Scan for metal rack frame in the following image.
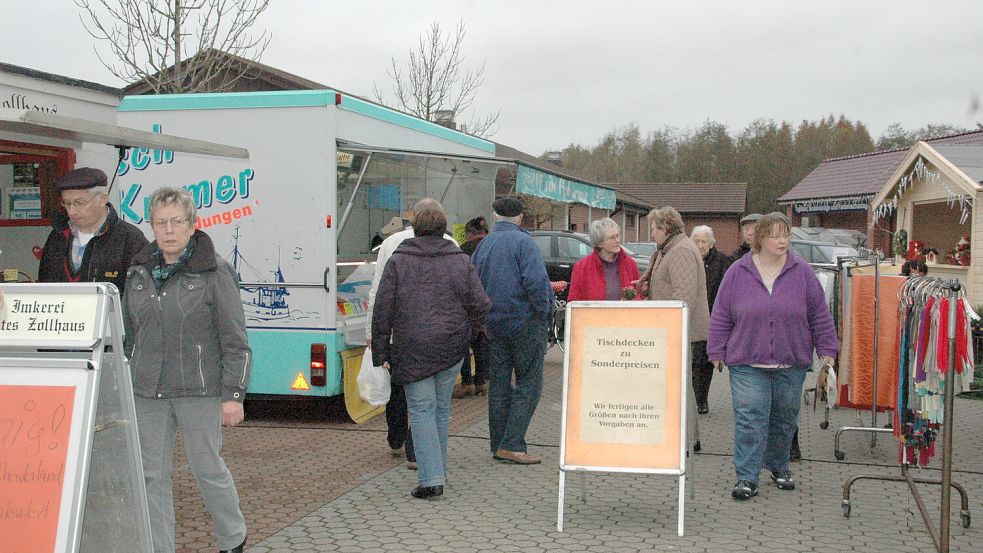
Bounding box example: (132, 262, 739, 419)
(832, 250, 894, 459)
(840, 279, 970, 552)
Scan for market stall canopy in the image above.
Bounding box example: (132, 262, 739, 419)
(0, 108, 248, 158)
(338, 142, 616, 209)
(515, 162, 615, 210)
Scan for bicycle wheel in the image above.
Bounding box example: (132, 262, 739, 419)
(552, 301, 566, 352)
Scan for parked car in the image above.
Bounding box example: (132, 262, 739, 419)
(624, 241, 657, 260)
(790, 239, 858, 265)
(529, 230, 649, 299)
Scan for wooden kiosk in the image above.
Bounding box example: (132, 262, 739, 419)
(871, 142, 983, 304)
(0, 283, 152, 553)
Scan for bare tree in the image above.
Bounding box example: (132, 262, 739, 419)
(521, 195, 556, 229)
(374, 20, 500, 138)
(76, 0, 271, 93)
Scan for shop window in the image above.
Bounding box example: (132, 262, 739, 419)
(910, 201, 972, 265)
(0, 140, 74, 227)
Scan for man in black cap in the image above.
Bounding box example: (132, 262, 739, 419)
(470, 196, 554, 465)
(38, 167, 148, 294)
(731, 212, 762, 259)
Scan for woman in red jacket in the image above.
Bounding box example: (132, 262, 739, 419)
(568, 218, 640, 301)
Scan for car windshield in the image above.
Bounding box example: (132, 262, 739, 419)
(626, 243, 657, 257)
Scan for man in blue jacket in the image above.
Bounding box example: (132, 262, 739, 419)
(471, 197, 554, 464)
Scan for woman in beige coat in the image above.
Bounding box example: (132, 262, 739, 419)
(634, 206, 710, 451)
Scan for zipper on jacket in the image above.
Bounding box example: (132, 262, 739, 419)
(197, 345, 206, 389)
(239, 352, 250, 387)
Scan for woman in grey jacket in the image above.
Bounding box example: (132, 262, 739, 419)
(123, 187, 250, 553)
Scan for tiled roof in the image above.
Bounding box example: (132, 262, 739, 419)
(603, 183, 747, 214)
(0, 61, 122, 96)
(779, 130, 983, 203)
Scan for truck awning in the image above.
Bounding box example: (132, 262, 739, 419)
(338, 142, 617, 209)
(0, 108, 248, 158)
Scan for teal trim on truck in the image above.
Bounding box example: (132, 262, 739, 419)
(245, 329, 345, 397)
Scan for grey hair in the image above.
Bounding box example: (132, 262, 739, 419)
(589, 218, 620, 247)
(690, 225, 715, 244)
(493, 212, 523, 224)
(148, 186, 198, 224)
(87, 185, 109, 198)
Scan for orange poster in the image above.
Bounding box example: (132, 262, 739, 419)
(0, 385, 77, 553)
(563, 304, 685, 471)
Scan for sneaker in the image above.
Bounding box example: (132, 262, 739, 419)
(731, 479, 758, 500)
(407, 461, 418, 470)
(771, 469, 795, 490)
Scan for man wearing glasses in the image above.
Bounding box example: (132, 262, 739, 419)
(38, 167, 148, 294)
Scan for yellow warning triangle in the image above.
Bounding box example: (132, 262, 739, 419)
(291, 372, 311, 391)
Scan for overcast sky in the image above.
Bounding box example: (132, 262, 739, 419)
(6, 1, 983, 154)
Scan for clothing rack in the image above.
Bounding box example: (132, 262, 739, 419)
(833, 250, 895, 459)
(841, 278, 970, 553)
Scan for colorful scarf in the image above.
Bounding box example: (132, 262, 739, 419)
(150, 236, 197, 291)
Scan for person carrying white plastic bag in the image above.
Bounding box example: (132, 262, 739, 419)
(357, 347, 391, 406)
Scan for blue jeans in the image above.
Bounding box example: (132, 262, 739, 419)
(729, 364, 808, 483)
(488, 317, 547, 453)
(404, 359, 463, 487)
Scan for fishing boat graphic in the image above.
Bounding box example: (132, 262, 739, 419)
(227, 227, 291, 321)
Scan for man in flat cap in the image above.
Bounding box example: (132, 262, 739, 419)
(470, 196, 554, 465)
(731, 212, 762, 260)
(38, 167, 148, 294)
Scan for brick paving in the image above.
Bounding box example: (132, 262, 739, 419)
(171, 348, 983, 552)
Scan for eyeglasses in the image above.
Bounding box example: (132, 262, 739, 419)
(61, 196, 99, 210)
(152, 216, 191, 229)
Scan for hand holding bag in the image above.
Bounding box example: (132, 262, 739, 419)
(357, 347, 391, 406)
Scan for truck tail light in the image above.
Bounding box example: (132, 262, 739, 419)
(310, 343, 326, 387)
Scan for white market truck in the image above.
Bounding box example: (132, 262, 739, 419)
(115, 90, 518, 422)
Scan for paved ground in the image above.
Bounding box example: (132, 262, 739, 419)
(173, 347, 983, 552)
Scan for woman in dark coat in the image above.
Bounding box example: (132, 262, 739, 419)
(455, 216, 491, 397)
(690, 225, 732, 414)
(371, 198, 491, 500)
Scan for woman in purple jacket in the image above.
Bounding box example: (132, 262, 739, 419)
(708, 212, 838, 501)
(371, 199, 491, 500)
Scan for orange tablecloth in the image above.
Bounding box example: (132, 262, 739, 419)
(840, 274, 905, 410)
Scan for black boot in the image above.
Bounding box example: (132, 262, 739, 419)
(219, 535, 246, 553)
(411, 485, 444, 500)
(790, 429, 801, 462)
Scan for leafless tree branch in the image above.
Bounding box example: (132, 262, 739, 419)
(75, 0, 271, 93)
(373, 20, 500, 138)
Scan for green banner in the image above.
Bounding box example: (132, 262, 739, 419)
(515, 164, 616, 209)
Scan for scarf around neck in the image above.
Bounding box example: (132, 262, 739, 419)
(150, 236, 197, 291)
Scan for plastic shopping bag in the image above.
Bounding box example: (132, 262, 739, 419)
(357, 348, 391, 406)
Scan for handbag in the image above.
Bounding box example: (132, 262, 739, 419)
(357, 347, 391, 406)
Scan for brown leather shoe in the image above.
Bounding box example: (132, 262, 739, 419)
(473, 383, 488, 396)
(493, 449, 542, 464)
(452, 384, 474, 398)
